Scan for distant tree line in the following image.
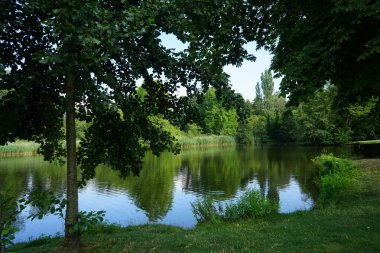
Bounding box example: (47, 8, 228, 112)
(144, 70, 379, 146)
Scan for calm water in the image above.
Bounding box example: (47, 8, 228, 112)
(0, 145, 354, 242)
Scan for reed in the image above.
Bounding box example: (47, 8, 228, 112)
(0, 141, 40, 157)
(177, 135, 236, 149)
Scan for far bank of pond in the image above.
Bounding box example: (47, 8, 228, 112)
(8, 159, 380, 253)
(0, 144, 362, 243)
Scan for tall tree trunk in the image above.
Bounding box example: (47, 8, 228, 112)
(63, 72, 80, 250)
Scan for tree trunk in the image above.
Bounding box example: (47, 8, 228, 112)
(63, 72, 80, 250)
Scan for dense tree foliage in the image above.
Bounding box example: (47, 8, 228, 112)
(251, 70, 379, 144)
(1, 1, 379, 248)
(262, 0, 380, 105)
(0, 0, 265, 249)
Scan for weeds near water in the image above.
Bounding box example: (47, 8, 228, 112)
(223, 190, 278, 220)
(0, 141, 39, 157)
(191, 189, 278, 223)
(313, 154, 359, 206)
(178, 135, 236, 148)
(0, 190, 25, 252)
(191, 196, 222, 223)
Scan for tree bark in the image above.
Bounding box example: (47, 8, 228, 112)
(63, 72, 80, 250)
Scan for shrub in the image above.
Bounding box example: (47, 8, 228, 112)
(223, 189, 278, 221)
(191, 196, 221, 223)
(313, 154, 355, 176)
(318, 173, 358, 204)
(313, 154, 358, 206)
(191, 189, 278, 223)
(0, 190, 25, 252)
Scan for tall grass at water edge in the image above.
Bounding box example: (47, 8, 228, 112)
(0, 141, 40, 157)
(177, 135, 236, 148)
(191, 189, 278, 223)
(313, 154, 359, 206)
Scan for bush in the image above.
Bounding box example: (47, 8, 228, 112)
(313, 154, 355, 176)
(223, 190, 278, 221)
(318, 173, 358, 204)
(191, 189, 278, 223)
(0, 190, 25, 252)
(191, 196, 221, 223)
(313, 154, 358, 206)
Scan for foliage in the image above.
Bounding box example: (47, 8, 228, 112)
(260, 70, 274, 100)
(278, 85, 352, 145)
(75, 211, 106, 234)
(313, 155, 358, 206)
(253, 82, 263, 114)
(196, 89, 239, 136)
(25, 189, 105, 234)
(183, 124, 202, 137)
(24, 190, 66, 220)
(191, 196, 221, 224)
(148, 116, 184, 140)
(318, 173, 358, 206)
(348, 98, 380, 141)
(191, 189, 278, 224)
(223, 189, 278, 221)
(247, 115, 268, 142)
(178, 135, 236, 148)
(235, 123, 253, 144)
(263, 0, 380, 105)
(252, 71, 378, 144)
(0, 191, 25, 252)
(1, 0, 263, 247)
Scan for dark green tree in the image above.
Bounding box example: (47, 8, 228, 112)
(288, 85, 351, 144)
(253, 82, 263, 114)
(263, 0, 380, 105)
(260, 70, 274, 101)
(0, 0, 262, 249)
(197, 89, 238, 136)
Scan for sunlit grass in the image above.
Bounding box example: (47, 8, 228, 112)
(177, 135, 236, 148)
(0, 141, 39, 157)
(349, 139, 380, 144)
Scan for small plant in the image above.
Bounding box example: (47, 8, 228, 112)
(223, 189, 278, 221)
(191, 196, 221, 223)
(25, 189, 106, 234)
(75, 210, 106, 233)
(313, 154, 355, 176)
(318, 173, 358, 204)
(313, 154, 358, 206)
(0, 191, 25, 253)
(191, 189, 278, 224)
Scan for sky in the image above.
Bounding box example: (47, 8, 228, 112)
(159, 33, 280, 101)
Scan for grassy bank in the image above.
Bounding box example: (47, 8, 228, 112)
(0, 141, 39, 157)
(0, 136, 237, 158)
(349, 139, 380, 144)
(8, 159, 380, 252)
(177, 135, 236, 149)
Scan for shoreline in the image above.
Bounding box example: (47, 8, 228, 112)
(8, 158, 380, 253)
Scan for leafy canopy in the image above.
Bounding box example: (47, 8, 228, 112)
(0, 0, 263, 180)
(263, 0, 380, 105)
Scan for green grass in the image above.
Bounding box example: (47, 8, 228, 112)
(177, 135, 236, 148)
(8, 159, 380, 253)
(349, 139, 380, 144)
(0, 141, 39, 157)
(0, 136, 237, 158)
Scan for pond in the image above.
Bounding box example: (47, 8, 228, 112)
(0, 145, 355, 242)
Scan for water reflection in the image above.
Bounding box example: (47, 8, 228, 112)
(0, 145, 354, 242)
